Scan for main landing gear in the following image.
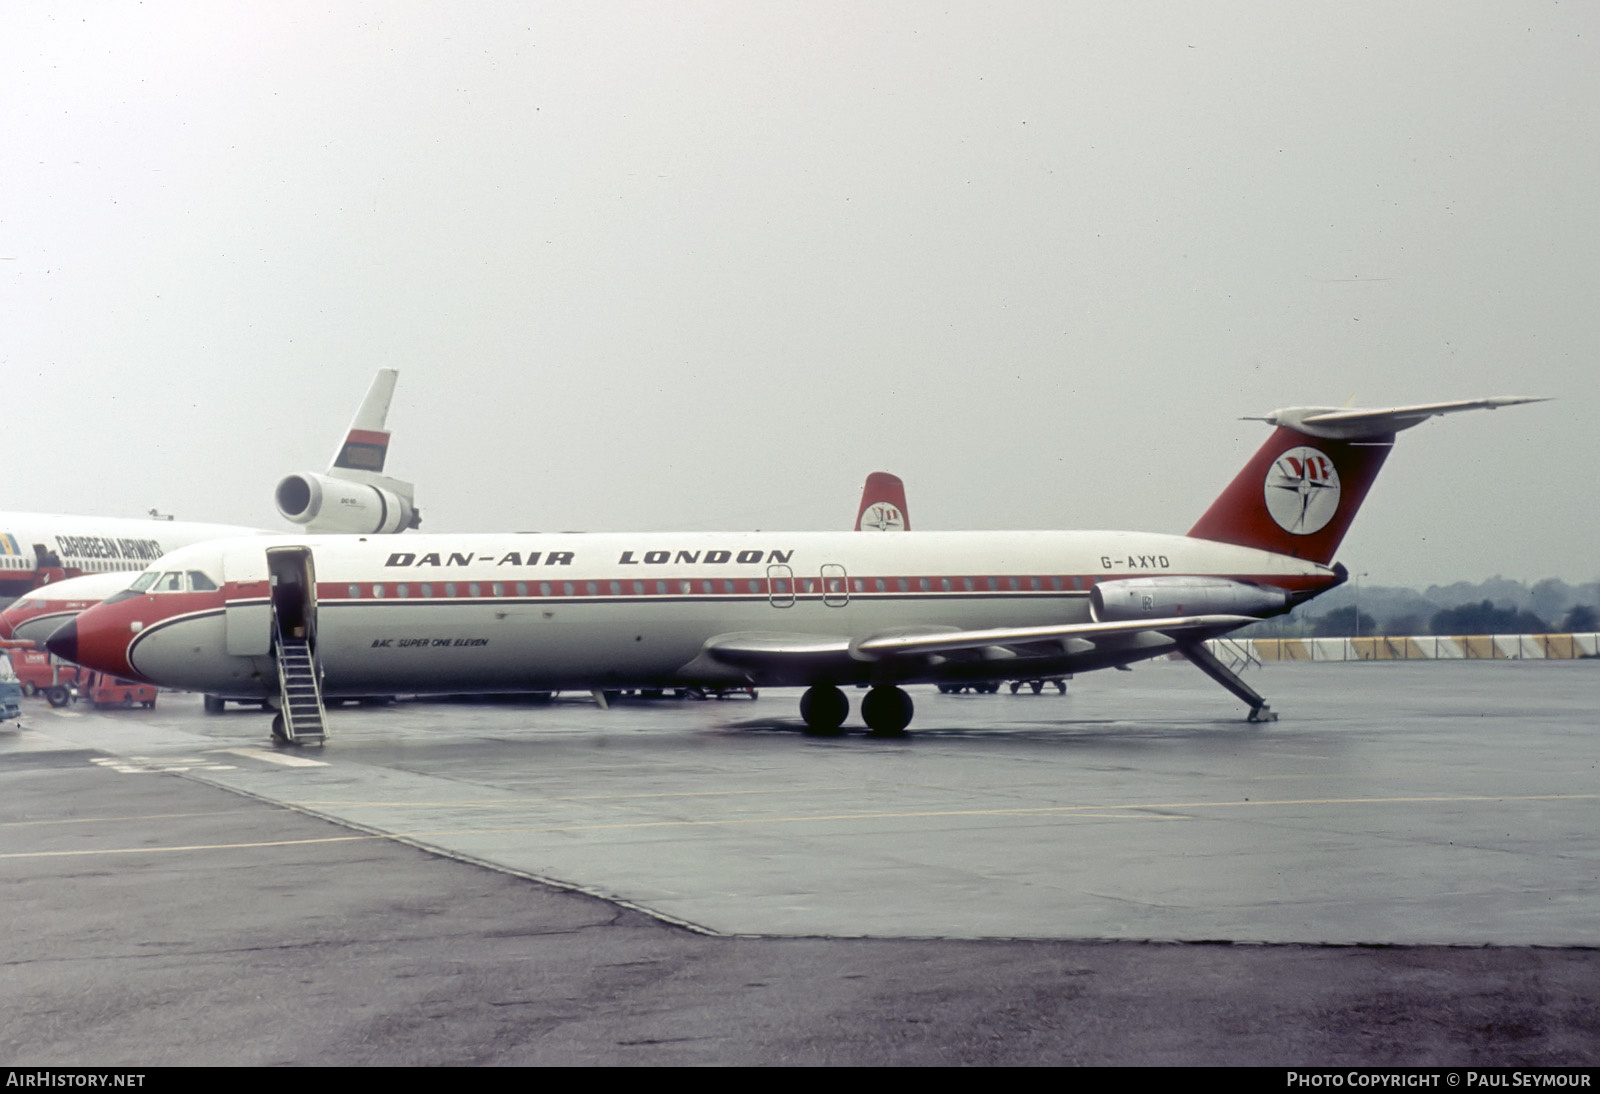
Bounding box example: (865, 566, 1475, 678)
(800, 684, 914, 737)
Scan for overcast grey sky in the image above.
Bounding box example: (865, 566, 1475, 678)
(3, 2, 1595, 586)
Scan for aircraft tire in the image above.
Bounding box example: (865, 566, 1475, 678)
(799, 685, 848, 736)
(270, 713, 289, 746)
(861, 686, 914, 736)
(203, 694, 226, 715)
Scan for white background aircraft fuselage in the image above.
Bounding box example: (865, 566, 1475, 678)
(0, 512, 264, 600)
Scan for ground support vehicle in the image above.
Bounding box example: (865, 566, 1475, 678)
(0, 653, 21, 723)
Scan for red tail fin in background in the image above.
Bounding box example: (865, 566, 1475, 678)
(1187, 397, 1547, 565)
(855, 472, 910, 531)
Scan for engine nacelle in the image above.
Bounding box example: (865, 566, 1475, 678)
(1090, 577, 1288, 622)
(274, 472, 420, 535)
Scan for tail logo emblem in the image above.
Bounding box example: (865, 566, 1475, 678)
(1264, 447, 1341, 535)
(861, 503, 906, 531)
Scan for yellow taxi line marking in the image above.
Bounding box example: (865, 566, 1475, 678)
(284, 791, 1599, 813)
(2, 793, 1590, 860)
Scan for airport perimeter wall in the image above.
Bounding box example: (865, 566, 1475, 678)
(1205, 634, 1600, 662)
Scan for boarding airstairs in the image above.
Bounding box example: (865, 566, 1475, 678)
(273, 622, 328, 745)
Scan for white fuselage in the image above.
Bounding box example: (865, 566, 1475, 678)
(100, 530, 1334, 697)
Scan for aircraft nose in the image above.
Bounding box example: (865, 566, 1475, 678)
(45, 618, 78, 664)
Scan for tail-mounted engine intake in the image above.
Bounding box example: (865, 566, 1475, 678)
(274, 472, 420, 535)
(1090, 576, 1288, 622)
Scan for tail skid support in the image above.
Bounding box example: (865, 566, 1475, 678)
(1179, 639, 1278, 723)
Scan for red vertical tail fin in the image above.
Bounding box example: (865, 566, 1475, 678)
(1187, 427, 1392, 563)
(1187, 397, 1547, 564)
(855, 472, 910, 531)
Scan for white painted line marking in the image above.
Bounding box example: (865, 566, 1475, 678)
(215, 748, 330, 768)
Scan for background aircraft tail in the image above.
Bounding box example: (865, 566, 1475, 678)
(1187, 397, 1545, 565)
(855, 472, 910, 531)
(273, 369, 421, 534)
(329, 367, 399, 475)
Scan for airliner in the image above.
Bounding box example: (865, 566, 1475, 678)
(50, 397, 1542, 739)
(0, 570, 132, 643)
(0, 370, 416, 604)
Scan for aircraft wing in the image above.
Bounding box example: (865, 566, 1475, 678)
(848, 614, 1256, 658)
(683, 614, 1254, 683)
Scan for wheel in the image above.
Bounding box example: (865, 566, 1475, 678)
(21, 682, 35, 697)
(1030, 681, 1043, 695)
(203, 694, 226, 714)
(1010, 681, 1022, 694)
(861, 686, 914, 736)
(799, 685, 849, 736)
(270, 712, 290, 746)
(46, 686, 70, 708)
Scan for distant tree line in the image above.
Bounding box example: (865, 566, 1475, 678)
(1235, 577, 1600, 639)
(1306, 601, 1598, 638)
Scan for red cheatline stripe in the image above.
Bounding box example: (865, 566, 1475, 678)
(293, 571, 1335, 602)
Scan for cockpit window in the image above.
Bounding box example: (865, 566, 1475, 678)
(130, 572, 161, 592)
(187, 571, 219, 592)
(156, 572, 184, 592)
